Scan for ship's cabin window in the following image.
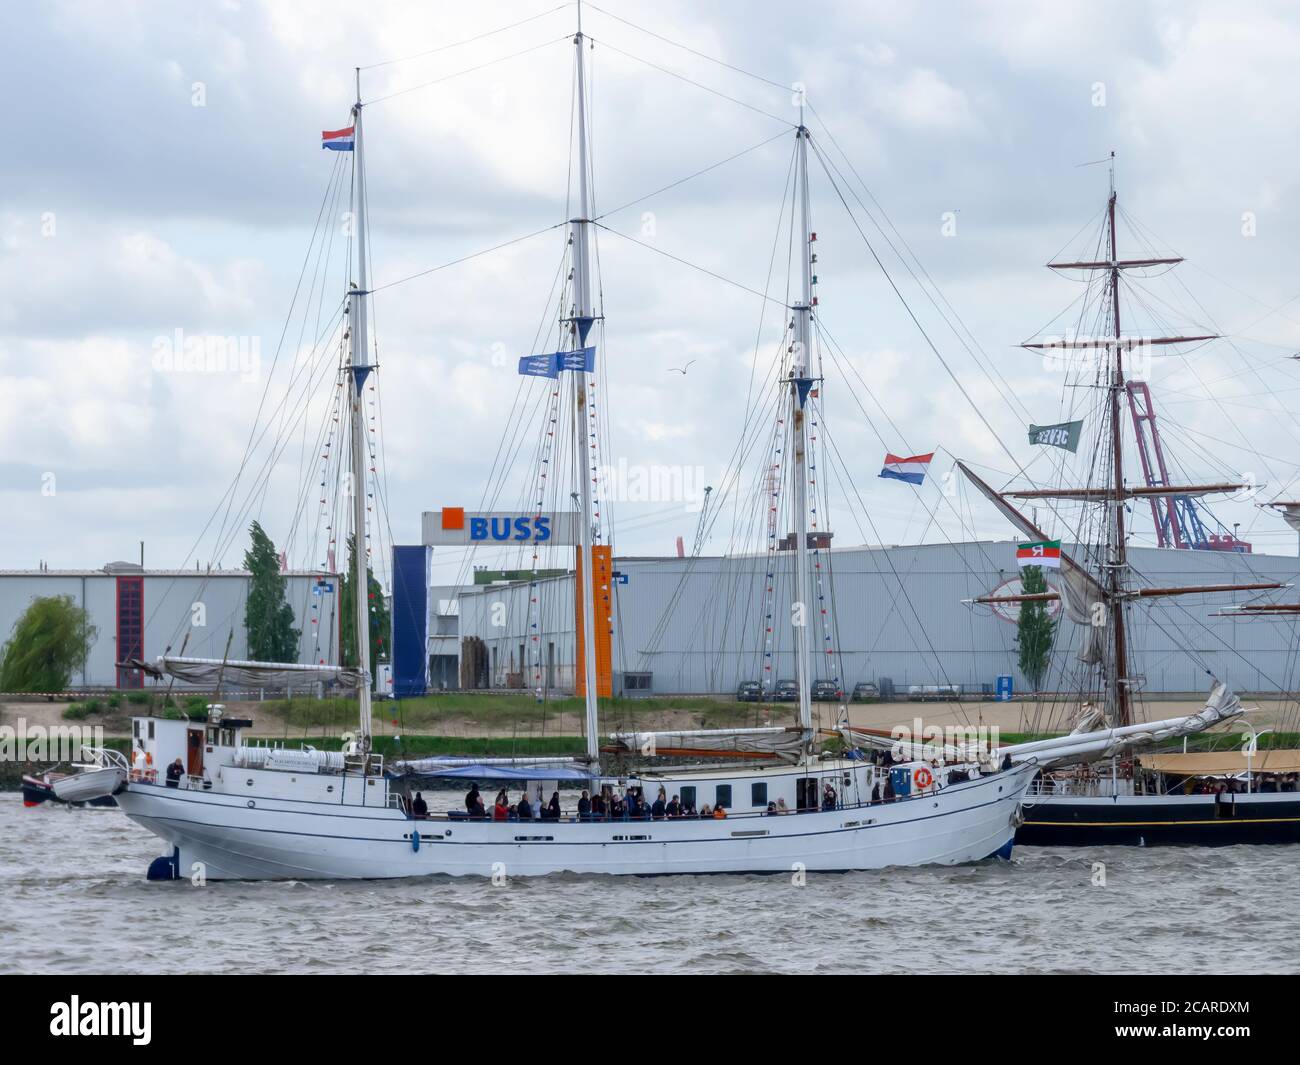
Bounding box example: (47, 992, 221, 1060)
(680, 786, 696, 810)
(133, 720, 141, 739)
(147, 720, 155, 740)
(715, 784, 732, 809)
(751, 782, 767, 808)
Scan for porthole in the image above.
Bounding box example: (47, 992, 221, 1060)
(246, 779, 254, 786)
(246, 800, 255, 809)
(326, 785, 334, 793)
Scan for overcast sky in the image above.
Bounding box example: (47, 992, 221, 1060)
(7, 0, 1300, 591)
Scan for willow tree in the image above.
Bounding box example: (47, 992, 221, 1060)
(1015, 565, 1056, 692)
(0, 595, 98, 692)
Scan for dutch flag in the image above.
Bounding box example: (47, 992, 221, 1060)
(322, 126, 355, 151)
(879, 452, 934, 485)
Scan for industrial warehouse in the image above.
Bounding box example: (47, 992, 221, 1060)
(0, 562, 339, 689)
(389, 539, 1300, 700)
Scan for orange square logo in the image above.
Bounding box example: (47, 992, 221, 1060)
(441, 507, 465, 530)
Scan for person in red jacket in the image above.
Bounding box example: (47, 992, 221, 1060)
(493, 792, 510, 821)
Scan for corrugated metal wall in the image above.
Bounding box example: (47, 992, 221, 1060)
(0, 571, 338, 688)
(456, 541, 1300, 695)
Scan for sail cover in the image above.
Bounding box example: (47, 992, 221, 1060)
(395, 756, 591, 781)
(606, 726, 807, 762)
(148, 655, 366, 690)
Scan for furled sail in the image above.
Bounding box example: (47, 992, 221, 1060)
(605, 726, 807, 762)
(839, 681, 1242, 770)
(956, 461, 1108, 665)
(140, 655, 367, 690)
(394, 756, 590, 781)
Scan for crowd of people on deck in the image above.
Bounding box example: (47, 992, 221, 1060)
(1195, 773, 1300, 794)
(403, 773, 920, 822)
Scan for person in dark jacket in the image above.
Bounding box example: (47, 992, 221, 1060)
(546, 792, 561, 820)
(411, 792, 429, 817)
(883, 776, 895, 801)
(577, 790, 591, 818)
(591, 791, 606, 819)
(666, 795, 681, 818)
(165, 758, 184, 788)
(516, 793, 533, 820)
(822, 782, 837, 811)
(465, 784, 485, 817)
(651, 794, 666, 819)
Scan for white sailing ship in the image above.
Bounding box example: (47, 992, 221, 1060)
(59, 12, 1043, 879)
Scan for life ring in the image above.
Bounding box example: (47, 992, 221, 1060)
(914, 767, 934, 790)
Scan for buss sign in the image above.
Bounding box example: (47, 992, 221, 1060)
(421, 508, 581, 546)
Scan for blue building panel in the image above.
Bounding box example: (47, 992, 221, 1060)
(392, 545, 430, 698)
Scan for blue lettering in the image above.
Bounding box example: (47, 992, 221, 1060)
(469, 517, 488, 540)
(513, 517, 531, 541)
(534, 516, 551, 542)
(490, 517, 512, 541)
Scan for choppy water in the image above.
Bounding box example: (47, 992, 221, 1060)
(1, 791, 1296, 974)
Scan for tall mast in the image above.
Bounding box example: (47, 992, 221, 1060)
(348, 69, 374, 754)
(570, 7, 601, 766)
(1105, 154, 1132, 727)
(791, 120, 814, 740)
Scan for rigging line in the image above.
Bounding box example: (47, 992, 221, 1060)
(591, 220, 787, 306)
(804, 104, 1044, 424)
(586, 36, 797, 128)
(271, 150, 351, 528)
(592, 128, 790, 222)
(638, 150, 798, 669)
(364, 35, 573, 104)
(816, 422, 974, 728)
(804, 138, 1036, 482)
(148, 296, 348, 640)
(583, 2, 791, 93)
(360, 3, 572, 69)
(208, 151, 350, 568)
(368, 221, 566, 293)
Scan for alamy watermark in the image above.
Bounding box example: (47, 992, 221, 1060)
(152, 329, 261, 382)
(0, 718, 104, 762)
(888, 719, 1001, 759)
(595, 458, 709, 510)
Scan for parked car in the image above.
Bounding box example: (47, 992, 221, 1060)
(811, 680, 841, 701)
(852, 682, 879, 702)
(736, 680, 762, 702)
(774, 679, 799, 701)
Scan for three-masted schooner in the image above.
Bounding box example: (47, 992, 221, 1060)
(64, 13, 1039, 879)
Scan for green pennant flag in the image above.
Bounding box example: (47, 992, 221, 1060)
(1028, 420, 1083, 453)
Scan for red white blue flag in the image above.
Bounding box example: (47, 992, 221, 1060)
(322, 126, 355, 151)
(879, 452, 933, 485)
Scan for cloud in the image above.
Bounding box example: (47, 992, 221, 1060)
(7, 0, 1300, 581)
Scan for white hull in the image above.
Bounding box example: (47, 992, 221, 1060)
(51, 766, 126, 804)
(116, 764, 1035, 880)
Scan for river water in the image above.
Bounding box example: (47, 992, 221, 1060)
(1, 792, 1295, 974)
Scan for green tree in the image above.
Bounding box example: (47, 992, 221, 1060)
(340, 534, 390, 686)
(0, 595, 98, 692)
(243, 520, 300, 663)
(1015, 564, 1056, 692)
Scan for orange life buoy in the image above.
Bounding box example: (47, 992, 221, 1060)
(914, 767, 934, 790)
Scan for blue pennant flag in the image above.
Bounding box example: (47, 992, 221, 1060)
(793, 377, 815, 409)
(517, 347, 596, 378)
(556, 346, 596, 373)
(518, 353, 559, 379)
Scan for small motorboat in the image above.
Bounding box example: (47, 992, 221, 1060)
(52, 764, 128, 804)
(22, 765, 118, 808)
